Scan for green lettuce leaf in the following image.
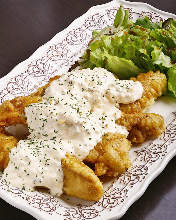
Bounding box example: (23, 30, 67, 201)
(113, 5, 131, 28)
(151, 46, 173, 68)
(167, 64, 176, 97)
(135, 16, 161, 30)
(114, 5, 125, 28)
(104, 52, 141, 79)
(169, 49, 176, 63)
(150, 29, 176, 48)
(162, 18, 176, 34)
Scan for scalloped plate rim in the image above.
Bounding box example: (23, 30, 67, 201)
(0, 1, 176, 220)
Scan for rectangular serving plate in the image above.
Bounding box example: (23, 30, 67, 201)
(0, 1, 176, 220)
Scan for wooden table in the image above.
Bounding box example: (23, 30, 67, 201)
(0, 0, 176, 219)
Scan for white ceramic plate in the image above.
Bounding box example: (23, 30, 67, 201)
(0, 0, 176, 219)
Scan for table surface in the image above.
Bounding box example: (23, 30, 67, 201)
(0, 0, 176, 219)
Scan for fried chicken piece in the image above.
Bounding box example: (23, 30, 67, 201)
(120, 71, 167, 113)
(0, 76, 61, 170)
(0, 78, 60, 170)
(0, 135, 104, 201)
(0, 128, 18, 170)
(117, 113, 165, 144)
(0, 76, 59, 127)
(62, 154, 104, 201)
(84, 133, 131, 177)
(0, 96, 40, 127)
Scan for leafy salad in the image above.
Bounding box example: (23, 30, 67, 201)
(79, 5, 176, 97)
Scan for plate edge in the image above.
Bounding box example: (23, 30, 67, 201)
(0, 1, 176, 220)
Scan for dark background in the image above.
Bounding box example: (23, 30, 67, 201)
(0, 0, 176, 219)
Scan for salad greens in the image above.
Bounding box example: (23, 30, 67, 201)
(79, 5, 176, 97)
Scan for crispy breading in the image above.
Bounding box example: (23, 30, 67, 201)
(84, 133, 131, 177)
(62, 154, 104, 201)
(0, 129, 18, 170)
(117, 113, 165, 144)
(120, 71, 167, 113)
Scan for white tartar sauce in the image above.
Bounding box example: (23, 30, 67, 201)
(2, 68, 143, 196)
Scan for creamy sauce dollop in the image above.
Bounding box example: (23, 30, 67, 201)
(2, 68, 143, 196)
